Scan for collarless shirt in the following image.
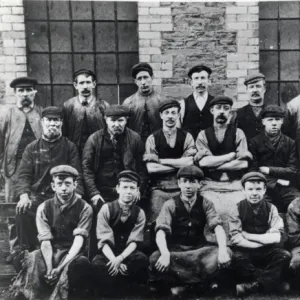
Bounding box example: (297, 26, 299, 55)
(193, 91, 208, 111)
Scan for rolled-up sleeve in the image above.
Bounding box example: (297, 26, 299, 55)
(73, 202, 93, 238)
(195, 130, 212, 160)
(36, 202, 53, 242)
(287, 199, 300, 248)
(127, 209, 146, 246)
(182, 132, 197, 157)
(203, 198, 223, 231)
(235, 129, 249, 156)
(228, 209, 244, 246)
(267, 205, 284, 235)
(143, 134, 159, 162)
(155, 199, 176, 235)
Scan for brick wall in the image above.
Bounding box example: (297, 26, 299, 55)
(0, 0, 27, 104)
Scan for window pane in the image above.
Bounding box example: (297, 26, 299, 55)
(35, 85, 52, 107)
(72, 1, 92, 20)
(280, 51, 300, 80)
(264, 82, 279, 105)
(259, 20, 278, 50)
(120, 84, 137, 102)
(51, 54, 73, 84)
(279, 1, 300, 18)
(50, 22, 71, 52)
(280, 20, 300, 50)
(27, 22, 49, 52)
(48, 0, 70, 20)
(53, 85, 74, 106)
(97, 85, 118, 104)
(259, 2, 278, 19)
(95, 22, 116, 52)
(94, 2, 115, 20)
(118, 22, 138, 52)
(28, 54, 50, 84)
(119, 53, 139, 83)
(24, 0, 47, 20)
(73, 54, 95, 74)
(260, 51, 278, 81)
(73, 22, 93, 52)
(280, 82, 300, 105)
(117, 2, 137, 20)
(96, 54, 117, 83)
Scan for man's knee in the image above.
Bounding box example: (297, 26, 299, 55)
(290, 247, 300, 271)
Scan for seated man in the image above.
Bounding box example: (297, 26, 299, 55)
(9, 165, 93, 300)
(92, 171, 148, 296)
(144, 99, 196, 223)
(230, 172, 291, 296)
(149, 165, 231, 296)
(195, 96, 251, 232)
(249, 104, 300, 213)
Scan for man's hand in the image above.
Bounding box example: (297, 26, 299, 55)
(44, 267, 62, 285)
(107, 255, 123, 276)
(91, 194, 105, 207)
(155, 252, 170, 272)
(217, 249, 231, 269)
(119, 263, 128, 276)
(16, 194, 32, 214)
(277, 179, 290, 187)
(259, 166, 270, 175)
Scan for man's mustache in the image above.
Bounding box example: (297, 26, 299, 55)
(217, 114, 227, 119)
(252, 92, 260, 96)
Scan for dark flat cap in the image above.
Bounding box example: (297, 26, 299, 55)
(42, 106, 63, 119)
(105, 105, 130, 117)
(188, 65, 212, 78)
(209, 95, 233, 108)
(50, 165, 79, 178)
(241, 171, 266, 186)
(177, 165, 204, 180)
(159, 99, 181, 113)
(117, 170, 141, 185)
(73, 69, 96, 81)
(244, 73, 265, 86)
(261, 105, 285, 119)
(131, 62, 153, 78)
(10, 77, 38, 88)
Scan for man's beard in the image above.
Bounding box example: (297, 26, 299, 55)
(21, 98, 32, 107)
(44, 128, 61, 140)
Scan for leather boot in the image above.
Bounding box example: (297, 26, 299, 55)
(236, 281, 259, 296)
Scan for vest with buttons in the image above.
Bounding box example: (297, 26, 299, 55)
(16, 118, 36, 158)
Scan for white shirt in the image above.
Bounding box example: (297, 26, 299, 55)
(193, 91, 208, 111)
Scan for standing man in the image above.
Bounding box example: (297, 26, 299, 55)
(123, 63, 162, 142)
(179, 65, 215, 140)
(0, 77, 42, 203)
(144, 100, 196, 224)
(62, 69, 109, 156)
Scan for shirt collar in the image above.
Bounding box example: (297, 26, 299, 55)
(163, 126, 177, 136)
(193, 91, 208, 101)
(16, 101, 35, 112)
(54, 193, 78, 212)
(78, 95, 94, 105)
(180, 194, 197, 208)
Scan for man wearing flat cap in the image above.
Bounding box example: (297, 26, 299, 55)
(123, 62, 162, 142)
(14, 106, 84, 257)
(0, 76, 42, 203)
(92, 170, 148, 296)
(144, 99, 196, 223)
(9, 165, 93, 300)
(178, 64, 215, 139)
(229, 172, 290, 296)
(62, 69, 109, 157)
(149, 165, 231, 296)
(248, 104, 300, 212)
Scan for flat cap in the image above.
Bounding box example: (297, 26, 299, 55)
(42, 106, 63, 119)
(50, 165, 79, 178)
(177, 165, 204, 180)
(241, 171, 266, 186)
(73, 69, 96, 81)
(117, 170, 141, 185)
(131, 62, 153, 78)
(188, 64, 212, 78)
(244, 73, 265, 86)
(159, 99, 181, 113)
(209, 95, 233, 108)
(10, 77, 38, 88)
(105, 105, 130, 117)
(261, 104, 285, 119)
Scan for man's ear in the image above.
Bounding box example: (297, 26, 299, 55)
(210, 107, 214, 114)
(92, 80, 96, 88)
(74, 180, 78, 189)
(51, 182, 56, 192)
(73, 81, 77, 89)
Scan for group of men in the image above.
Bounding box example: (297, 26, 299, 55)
(2, 62, 300, 299)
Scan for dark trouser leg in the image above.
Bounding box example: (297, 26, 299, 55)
(125, 250, 149, 284)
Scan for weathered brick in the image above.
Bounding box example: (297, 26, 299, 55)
(2, 15, 24, 23)
(238, 78, 246, 85)
(0, 56, 14, 64)
(139, 31, 161, 39)
(0, 23, 12, 31)
(139, 55, 151, 62)
(227, 70, 248, 78)
(16, 56, 26, 64)
(237, 14, 259, 22)
(139, 24, 150, 31)
(227, 62, 238, 69)
(237, 29, 258, 38)
(152, 78, 162, 86)
(3, 39, 13, 47)
(237, 83, 247, 93)
(151, 39, 162, 47)
(149, 7, 171, 15)
(139, 39, 150, 47)
(150, 62, 161, 70)
(151, 23, 173, 31)
(151, 54, 173, 63)
(238, 61, 259, 70)
(12, 7, 23, 14)
(238, 93, 250, 101)
(1, 0, 23, 6)
(0, 7, 11, 14)
(138, 15, 161, 24)
(161, 62, 172, 70)
(140, 47, 161, 55)
(226, 14, 237, 22)
(248, 38, 259, 45)
(4, 47, 25, 56)
(2, 31, 25, 39)
(236, 2, 258, 6)
(239, 46, 259, 54)
(12, 23, 25, 31)
(226, 6, 247, 14)
(138, 2, 160, 8)
(248, 22, 259, 30)
(138, 7, 149, 15)
(160, 16, 172, 23)
(248, 6, 259, 14)
(227, 53, 248, 62)
(154, 70, 173, 78)
(237, 38, 248, 46)
(16, 71, 28, 77)
(227, 22, 247, 31)
(249, 54, 259, 61)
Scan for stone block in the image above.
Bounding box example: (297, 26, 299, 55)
(16, 71, 27, 77)
(238, 77, 246, 85)
(4, 47, 25, 56)
(151, 39, 162, 47)
(226, 14, 237, 22)
(236, 2, 258, 6)
(152, 78, 162, 86)
(150, 62, 161, 70)
(2, 15, 24, 23)
(248, 22, 259, 30)
(12, 7, 23, 14)
(237, 38, 248, 46)
(249, 54, 259, 61)
(3, 39, 13, 47)
(139, 54, 150, 62)
(149, 7, 171, 15)
(227, 62, 238, 69)
(161, 62, 172, 70)
(226, 6, 247, 14)
(138, 15, 161, 24)
(227, 69, 247, 78)
(227, 22, 247, 30)
(1, 0, 23, 6)
(238, 93, 250, 101)
(140, 47, 161, 55)
(160, 16, 172, 23)
(0, 23, 11, 31)
(139, 31, 161, 39)
(12, 23, 25, 31)
(238, 61, 259, 70)
(14, 39, 26, 47)
(151, 54, 173, 63)
(237, 29, 257, 38)
(139, 24, 150, 31)
(2, 31, 25, 39)
(154, 70, 172, 78)
(151, 23, 173, 31)
(138, 7, 149, 15)
(16, 56, 26, 64)
(0, 7, 11, 15)
(138, 2, 160, 8)
(227, 53, 248, 62)
(139, 39, 150, 47)
(238, 45, 259, 54)
(237, 14, 259, 22)
(248, 6, 259, 14)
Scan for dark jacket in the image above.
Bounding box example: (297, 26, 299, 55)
(249, 132, 298, 188)
(82, 128, 147, 198)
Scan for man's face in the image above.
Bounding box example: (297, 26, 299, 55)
(15, 86, 37, 107)
(243, 181, 266, 205)
(73, 74, 96, 98)
(190, 71, 211, 94)
(210, 104, 231, 125)
(246, 80, 266, 105)
(135, 71, 153, 95)
(105, 116, 127, 136)
(262, 117, 283, 136)
(51, 176, 77, 202)
(160, 107, 180, 128)
(116, 180, 139, 204)
(178, 177, 200, 199)
(42, 117, 63, 139)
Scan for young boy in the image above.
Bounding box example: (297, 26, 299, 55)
(92, 170, 148, 295)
